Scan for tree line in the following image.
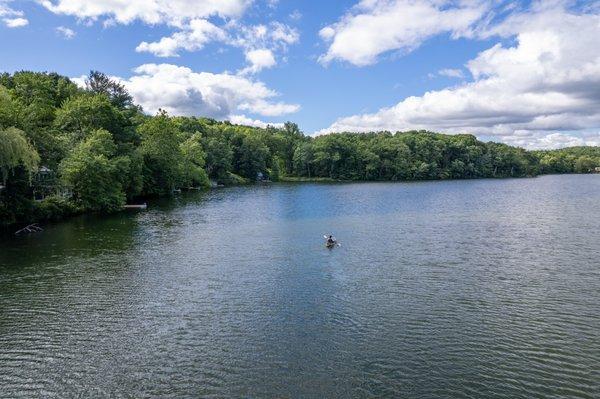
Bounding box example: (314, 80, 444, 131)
(1, 71, 599, 226)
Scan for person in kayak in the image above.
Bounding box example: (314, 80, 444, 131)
(326, 235, 336, 247)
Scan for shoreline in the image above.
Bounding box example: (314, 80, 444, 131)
(4, 172, 597, 234)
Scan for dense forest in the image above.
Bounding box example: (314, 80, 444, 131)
(1, 71, 600, 227)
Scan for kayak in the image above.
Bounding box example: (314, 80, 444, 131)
(324, 235, 340, 249)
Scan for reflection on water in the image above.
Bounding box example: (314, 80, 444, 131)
(1, 175, 599, 398)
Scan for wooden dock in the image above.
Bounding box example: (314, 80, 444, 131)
(123, 203, 147, 210)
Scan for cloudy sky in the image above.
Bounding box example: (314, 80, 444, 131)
(1, 0, 600, 149)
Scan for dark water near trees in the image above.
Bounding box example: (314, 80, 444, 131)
(1, 175, 599, 398)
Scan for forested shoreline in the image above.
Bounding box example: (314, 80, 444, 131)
(1, 71, 600, 227)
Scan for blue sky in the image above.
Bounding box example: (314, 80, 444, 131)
(1, 0, 600, 149)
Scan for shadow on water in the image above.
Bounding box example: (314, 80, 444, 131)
(0, 212, 139, 270)
(0, 190, 213, 268)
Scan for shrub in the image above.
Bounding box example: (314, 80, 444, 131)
(33, 195, 78, 222)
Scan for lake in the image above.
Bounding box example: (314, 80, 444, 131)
(1, 175, 599, 398)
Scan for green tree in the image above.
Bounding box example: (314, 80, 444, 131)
(60, 129, 126, 212)
(574, 156, 596, 173)
(0, 126, 40, 225)
(0, 127, 39, 184)
(280, 122, 305, 174)
(54, 93, 129, 143)
(203, 137, 233, 180)
(234, 135, 270, 179)
(270, 156, 283, 181)
(293, 142, 314, 177)
(138, 111, 185, 195)
(0, 85, 23, 129)
(181, 133, 210, 188)
(85, 71, 134, 109)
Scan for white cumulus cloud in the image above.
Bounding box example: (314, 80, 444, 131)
(319, 5, 600, 149)
(229, 114, 284, 128)
(133, 14, 298, 75)
(38, 0, 298, 75)
(114, 63, 299, 120)
(231, 21, 299, 74)
(438, 68, 464, 78)
(36, 0, 251, 25)
(289, 10, 302, 21)
(240, 48, 277, 75)
(56, 26, 76, 38)
(503, 132, 600, 150)
(136, 18, 226, 57)
(319, 0, 489, 66)
(1, 0, 28, 28)
(4, 17, 27, 27)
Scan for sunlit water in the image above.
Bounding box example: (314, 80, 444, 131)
(1, 175, 599, 398)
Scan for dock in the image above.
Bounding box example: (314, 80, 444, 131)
(123, 203, 147, 210)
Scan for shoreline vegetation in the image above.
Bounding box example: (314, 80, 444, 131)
(2, 70, 600, 229)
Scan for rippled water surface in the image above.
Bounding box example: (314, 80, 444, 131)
(1, 175, 599, 398)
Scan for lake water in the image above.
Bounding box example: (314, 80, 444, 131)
(1, 175, 599, 398)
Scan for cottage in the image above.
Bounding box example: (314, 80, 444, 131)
(32, 166, 70, 200)
(33, 166, 55, 200)
(595, 167, 600, 173)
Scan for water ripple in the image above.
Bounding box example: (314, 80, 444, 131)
(0, 175, 599, 398)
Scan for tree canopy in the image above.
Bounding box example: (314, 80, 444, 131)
(0, 127, 39, 184)
(1, 70, 599, 227)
